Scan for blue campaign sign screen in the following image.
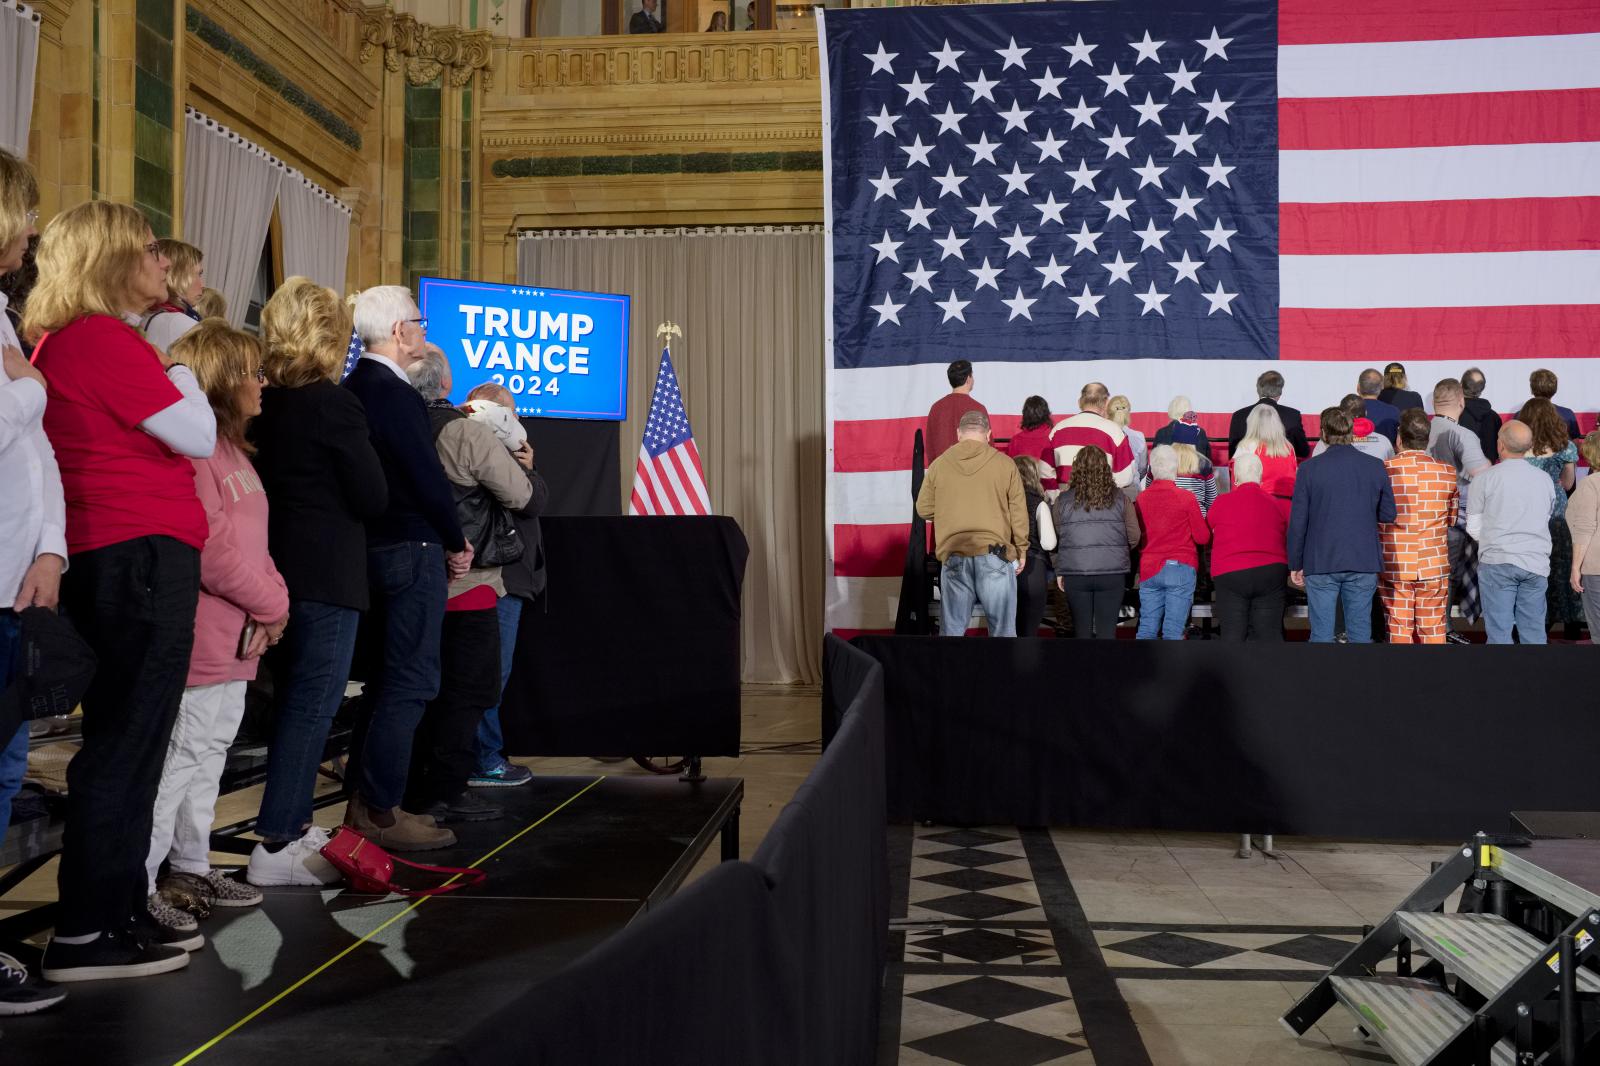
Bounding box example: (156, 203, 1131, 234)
(418, 276, 630, 421)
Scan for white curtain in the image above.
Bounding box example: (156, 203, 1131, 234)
(182, 109, 283, 327)
(519, 226, 826, 685)
(0, 0, 40, 156)
(278, 170, 352, 294)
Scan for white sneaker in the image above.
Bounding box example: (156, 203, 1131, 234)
(246, 827, 341, 887)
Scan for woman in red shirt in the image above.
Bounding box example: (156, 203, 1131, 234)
(1004, 395, 1058, 491)
(24, 202, 217, 983)
(1234, 403, 1299, 500)
(1206, 451, 1290, 641)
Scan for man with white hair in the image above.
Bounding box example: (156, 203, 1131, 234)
(1469, 420, 1559, 644)
(915, 409, 1029, 637)
(342, 286, 471, 851)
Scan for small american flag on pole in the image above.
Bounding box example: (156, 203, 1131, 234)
(628, 331, 712, 516)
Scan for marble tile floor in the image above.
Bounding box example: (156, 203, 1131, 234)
(881, 825, 1468, 1066)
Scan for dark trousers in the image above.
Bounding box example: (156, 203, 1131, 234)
(1214, 563, 1287, 642)
(255, 600, 362, 842)
(1015, 555, 1050, 637)
(1061, 573, 1122, 639)
(354, 541, 447, 811)
(58, 536, 199, 936)
(404, 607, 501, 811)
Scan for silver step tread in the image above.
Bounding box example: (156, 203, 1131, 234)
(1398, 911, 1600, 997)
(1330, 975, 1514, 1066)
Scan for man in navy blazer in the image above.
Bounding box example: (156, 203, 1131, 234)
(1227, 370, 1311, 459)
(343, 285, 471, 852)
(1288, 407, 1396, 643)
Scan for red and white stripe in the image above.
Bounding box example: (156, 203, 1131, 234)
(823, 0, 1600, 633)
(629, 439, 711, 516)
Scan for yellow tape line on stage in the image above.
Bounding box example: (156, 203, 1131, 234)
(173, 775, 608, 1066)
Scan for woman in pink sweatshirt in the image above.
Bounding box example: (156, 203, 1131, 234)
(144, 321, 289, 938)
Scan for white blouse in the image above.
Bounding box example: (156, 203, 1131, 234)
(0, 292, 68, 608)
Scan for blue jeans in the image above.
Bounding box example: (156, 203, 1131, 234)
(1137, 561, 1196, 639)
(255, 600, 361, 841)
(941, 553, 1017, 637)
(1305, 571, 1378, 643)
(1478, 563, 1548, 644)
(359, 541, 447, 810)
(0, 610, 26, 842)
(475, 594, 525, 772)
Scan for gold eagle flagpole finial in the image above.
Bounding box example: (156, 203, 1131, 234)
(656, 321, 682, 353)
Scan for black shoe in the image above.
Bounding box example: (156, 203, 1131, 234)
(0, 952, 66, 1015)
(1446, 631, 1472, 645)
(424, 792, 503, 824)
(41, 927, 189, 983)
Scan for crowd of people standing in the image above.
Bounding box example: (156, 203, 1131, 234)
(0, 148, 546, 1008)
(917, 359, 1600, 647)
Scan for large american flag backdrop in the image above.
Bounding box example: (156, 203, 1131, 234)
(819, 0, 1600, 636)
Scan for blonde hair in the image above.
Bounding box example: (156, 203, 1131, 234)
(171, 320, 260, 453)
(1581, 430, 1600, 471)
(261, 276, 351, 388)
(1013, 454, 1045, 498)
(1239, 403, 1293, 458)
(194, 287, 227, 320)
(1173, 442, 1203, 476)
(1106, 394, 1133, 428)
(0, 148, 39, 250)
(156, 238, 202, 306)
(21, 201, 153, 342)
(1166, 395, 1192, 421)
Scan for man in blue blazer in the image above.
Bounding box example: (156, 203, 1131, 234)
(1288, 407, 1397, 643)
(344, 285, 472, 851)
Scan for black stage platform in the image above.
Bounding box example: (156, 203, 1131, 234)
(848, 635, 1600, 839)
(1, 775, 742, 1065)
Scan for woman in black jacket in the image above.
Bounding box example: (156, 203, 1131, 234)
(245, 277, 388, 887)
(1378, 362, 1425, 413)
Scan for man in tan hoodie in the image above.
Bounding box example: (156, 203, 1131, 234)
(916, 409, 1030, 636)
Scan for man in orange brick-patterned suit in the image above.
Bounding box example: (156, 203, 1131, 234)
(1381, 409, 1459, 643)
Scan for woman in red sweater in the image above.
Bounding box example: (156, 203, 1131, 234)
(1005, 395, 1058, 491)
(26, 202, 217, 982)
(1206, 451, 1290, 641)
(1134, 445, 1211, 639)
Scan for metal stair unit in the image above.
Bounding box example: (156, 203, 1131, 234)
(1282, 833, 1600, 1065)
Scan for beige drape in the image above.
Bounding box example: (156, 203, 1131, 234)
(518, 226, 825, 685)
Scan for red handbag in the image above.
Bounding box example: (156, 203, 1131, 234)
(319, 825, 486, 897)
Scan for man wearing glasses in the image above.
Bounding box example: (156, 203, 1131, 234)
(342, 286, 472, 851)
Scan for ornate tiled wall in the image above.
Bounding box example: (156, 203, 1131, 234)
(132, 0, 176, 235)
(403, 78, 442, 292)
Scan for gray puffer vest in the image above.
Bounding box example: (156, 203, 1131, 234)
(1052, 489, 1130, 576)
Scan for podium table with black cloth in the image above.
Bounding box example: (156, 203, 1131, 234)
(499, 515, 747, 757)
(851, 636, 1600, 840)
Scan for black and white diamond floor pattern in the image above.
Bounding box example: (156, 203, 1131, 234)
(892, 826, 1092, 1065)
(884, 825, 1373, 1064)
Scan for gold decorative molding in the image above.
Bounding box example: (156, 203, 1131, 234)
(28, 0, 74, 44)
(360, 5, 493, 88)
(515, 33, 818, 91)
(482, 126, 821, 152)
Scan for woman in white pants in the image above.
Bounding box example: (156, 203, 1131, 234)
(145, 321, 289, 937)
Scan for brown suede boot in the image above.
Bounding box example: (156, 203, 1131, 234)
(343, 794, 456, 851)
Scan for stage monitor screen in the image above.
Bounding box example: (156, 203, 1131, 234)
(418, 276, 630, 421)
